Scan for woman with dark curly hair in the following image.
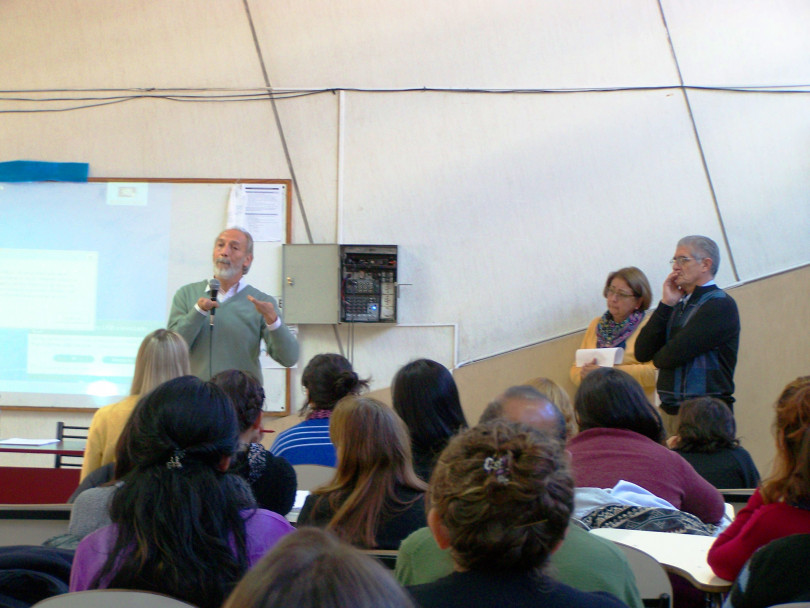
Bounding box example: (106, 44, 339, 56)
(669, 396, 759, 489)
(407, 420, 626, 608)
(69, 376, 294, 608)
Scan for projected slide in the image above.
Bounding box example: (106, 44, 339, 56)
(0, 182, 171, 407)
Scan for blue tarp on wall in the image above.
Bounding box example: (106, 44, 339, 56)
(0, 160, 89, 182)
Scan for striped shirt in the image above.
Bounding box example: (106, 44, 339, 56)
(269, 418, 336, 466)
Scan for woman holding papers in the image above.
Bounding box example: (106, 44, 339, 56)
(570, 266, 656, 403)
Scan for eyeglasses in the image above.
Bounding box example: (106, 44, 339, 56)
(670, 256, 701, 266)
(606, 286, 637, 299)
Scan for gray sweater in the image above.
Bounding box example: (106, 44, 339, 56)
(67, 484, 119, 538)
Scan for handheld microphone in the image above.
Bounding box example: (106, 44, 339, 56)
(208, 278, 220, 326)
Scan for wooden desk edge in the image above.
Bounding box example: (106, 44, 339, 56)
(661, 563, 732, 593)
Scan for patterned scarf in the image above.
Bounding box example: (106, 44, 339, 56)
(245, 442, 267, 484)
(596, 309, 644, 348)
(307, 408, 333, 421)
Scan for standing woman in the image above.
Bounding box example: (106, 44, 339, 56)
(80, 329, 190, 481)
(570, 267, 656, 403)
(297, 396, 427, 549)
(391, 359, 468, 481)
(70, 376, 294, 607)
(708, 376, 810, 581)
(270, 353, 369, 466)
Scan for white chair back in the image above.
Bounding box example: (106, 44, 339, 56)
(33, 589, 197, 608)
(609, 542, 673, 608)
(292, 464, 335, 491)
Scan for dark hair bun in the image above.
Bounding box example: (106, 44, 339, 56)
(334, 370, 361, 395)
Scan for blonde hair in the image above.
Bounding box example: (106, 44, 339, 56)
(312, 397, 426, 548)
(129, 329, 190, 395)
(524, 377, 576, 438)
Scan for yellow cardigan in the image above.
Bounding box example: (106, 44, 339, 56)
(569, 315, 657, 404)
(80, 394, 140, 481)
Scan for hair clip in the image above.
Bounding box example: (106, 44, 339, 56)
(483, 454, 510, 484)
(166, 449, 185, 469)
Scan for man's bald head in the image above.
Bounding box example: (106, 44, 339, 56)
(479, 385, 567, 442)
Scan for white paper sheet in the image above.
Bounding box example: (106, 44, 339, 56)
(575, 347, 625, 367)
(0, 437, 59, 446)
(226, 184, 285, 242)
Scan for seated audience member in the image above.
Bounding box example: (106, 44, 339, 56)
(722, 534, 810, 608)
(391, 359, 468, 481)
(568, 367, 724, 524)
(297, 396, 427, 549)
(570, 266, 656, 403)
(69, 462, 115, 503)
(270, 353, 369, 466)
(211, 369, 297, 515)
(669, 397, 759, 489)
(407, 420, 627, 608)
(479, 386, 567, 439)
(69, 376, 294, 608)
(708, 377, 810, 581)
(524, 376, 577, 439)
(396, 385, 643, 608)
(222, 528, 415, 608)
(67, 425, 133, 541)
(80, 329, 190, 480)
(71, 371, 298, 541)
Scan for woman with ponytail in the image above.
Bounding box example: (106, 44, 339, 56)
(270, 353, 369, 466)
(69, 376, 294, 608)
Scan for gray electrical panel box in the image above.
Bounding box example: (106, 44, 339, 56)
(282, 244, 397, 324)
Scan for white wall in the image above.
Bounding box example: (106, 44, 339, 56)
(1, 1, 808, 469)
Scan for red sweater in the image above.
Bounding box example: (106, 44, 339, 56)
(707, 487, 810, 580)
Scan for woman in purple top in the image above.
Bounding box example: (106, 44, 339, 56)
(69, 376, 294, 608)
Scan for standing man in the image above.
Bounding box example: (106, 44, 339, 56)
(168, 227, 299, 381)
(635, 235, 740, 434)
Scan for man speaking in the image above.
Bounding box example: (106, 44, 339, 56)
(168, 227, 299, 381)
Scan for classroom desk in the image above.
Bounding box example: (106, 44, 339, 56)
(0, 439, 85, 457)
(590, 528, 732, 594)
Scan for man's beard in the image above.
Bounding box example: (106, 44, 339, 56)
(213, 259, 240, 281)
